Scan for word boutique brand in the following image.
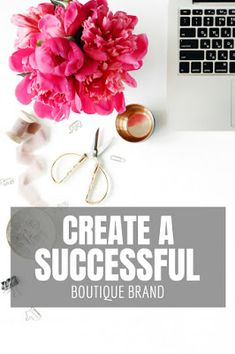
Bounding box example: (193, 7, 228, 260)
(10, 207, 225, 308)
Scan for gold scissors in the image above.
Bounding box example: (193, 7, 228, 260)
(51, 129, 112, 204)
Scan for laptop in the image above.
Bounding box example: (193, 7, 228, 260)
(167, 0, 235, 130)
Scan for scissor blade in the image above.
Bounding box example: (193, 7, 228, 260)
(98, 137, 114, 156)
(94, 128, 100, 157)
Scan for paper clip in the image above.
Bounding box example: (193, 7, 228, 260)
(0, 178, 15, 186)
(68, 120, 82, 134)
(25, 308, 41, 321)
(110, 155, 126, 163)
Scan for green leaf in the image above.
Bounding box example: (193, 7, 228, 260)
(17, 72, 31, 77)
(50, 0, 69, 8)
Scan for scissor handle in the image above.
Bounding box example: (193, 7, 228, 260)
(51, 153, 88, 184)
(86, 162, 110, 205)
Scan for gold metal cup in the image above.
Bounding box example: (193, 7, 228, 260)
(116, 104, 155, 143)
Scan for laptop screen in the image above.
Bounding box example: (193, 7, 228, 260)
(193, 0, 235, 2)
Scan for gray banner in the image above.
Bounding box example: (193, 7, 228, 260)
(10, 207, 225, 307)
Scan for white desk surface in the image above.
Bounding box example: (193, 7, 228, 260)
(0, 0, 234, 353)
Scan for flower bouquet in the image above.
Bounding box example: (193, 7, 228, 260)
(9, 0, 148, 121)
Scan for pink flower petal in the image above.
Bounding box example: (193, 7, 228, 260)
(9, 48, 34, 72)
(36, 72, 68, 93)
(37, 3, 55, 15)
(39, 14, 64, 37)
(64, 2, 83, 36)
(34, 101, 52, 118)
(11, 14, 35, 27)
(123, 72, 137, 88)
(117, 53, 141, 69)
(84, 47, 108, 61)
(75, 59, 98, 81)
(15, 76, 33, 105)
(94, 99, 114, 115)
(80, 90, 96, 114)
(72, 93, 82, 113)
(134, 34, 149, 61)
(114, 92, 126, 113)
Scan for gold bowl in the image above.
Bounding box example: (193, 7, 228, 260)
(116, 104, 155, 143)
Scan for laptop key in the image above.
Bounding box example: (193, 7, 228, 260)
(180, 10, 191, 15)
(180, 17, 190, 26)
(215, 17, 226, 26)
(179, 62, 190, 73)
(209, 28, 219, 37)
(198, 28, 208, 37)
(180, 50, 204, 60)
(227, 17, 235, 26)
(230, 51, 235, 60)
(218, 50, 228, 60)
(200, 39, 210, 49)
(203, 62, 213, 73)
(217, 10, 227, 15)
(230, 62, 235, 73)
(180, 28, 196, 38)
(204, 17, 214, 26)
(206, 51, 216, 60)
(180, 39, 199, 49)
(193, 9, 203, 15)
(215, 62, 228, 73)
(191, 62, 201, 73)
(212, 39, 222, 49)
(192, 17, 202, 26)
(224, 39, 234, 49)
(205, 10, 215, 15)
(229, 10, 235, 15)
(221, 28, 231, 37)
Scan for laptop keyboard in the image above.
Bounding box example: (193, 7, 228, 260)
(179, 8, 235, 74)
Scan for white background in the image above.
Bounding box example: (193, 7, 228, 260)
(0, 0, 234, 353)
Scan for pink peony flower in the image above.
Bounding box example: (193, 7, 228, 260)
(32, 37, 84, 77)
(82, 9, 148, 70)
(75, 62, 128, 115)
(12, 3, 55, 48)
(63, 0, 106, 36)
(12, 0, 108, 49)
(15, 71, 81, 121)
(9, 0, 148, 121)
(77, 6, 148, 115)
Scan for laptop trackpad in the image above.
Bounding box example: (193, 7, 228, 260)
(231, 80, 235, 127)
